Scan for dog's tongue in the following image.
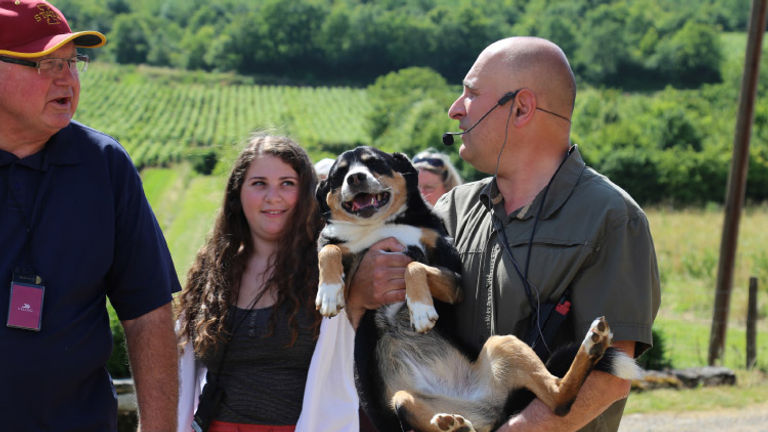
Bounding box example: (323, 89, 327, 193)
(352, 193, 377, 211)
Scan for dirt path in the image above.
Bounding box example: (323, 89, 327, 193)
(618, 403, 768, 432)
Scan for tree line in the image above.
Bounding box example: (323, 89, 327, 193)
(59, 0, 746, 87)
(59, 0, 768, 206)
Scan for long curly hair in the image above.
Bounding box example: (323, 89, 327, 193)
(177, 134, 322, 357)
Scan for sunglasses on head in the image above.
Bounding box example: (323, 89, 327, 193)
(412, 156, 445, 168)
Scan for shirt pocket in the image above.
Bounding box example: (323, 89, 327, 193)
(505, 236, 596, 302)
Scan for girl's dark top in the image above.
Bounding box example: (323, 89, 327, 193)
(202, 302, 317, 425)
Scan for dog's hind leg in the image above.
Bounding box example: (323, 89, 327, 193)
(473, 317, 613, 417)
(392, 391, 479, 432)
(548, 316, 614, 414)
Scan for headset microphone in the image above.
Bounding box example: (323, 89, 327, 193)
(442, 90, 519, 146)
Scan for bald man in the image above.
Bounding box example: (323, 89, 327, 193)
(347, 37, 660, 431)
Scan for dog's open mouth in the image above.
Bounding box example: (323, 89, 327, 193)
(342, 192, 390, 218)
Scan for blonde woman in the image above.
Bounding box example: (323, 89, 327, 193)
(412, 148, 463, 206)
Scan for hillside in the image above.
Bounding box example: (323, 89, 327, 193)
(74, 63, 372, 169)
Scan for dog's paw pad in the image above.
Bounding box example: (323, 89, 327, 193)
(582, 316, 613, 358)
(430, 413, 475, 432)
(406, 297, 438, 333)
(315, 282, 344, 317)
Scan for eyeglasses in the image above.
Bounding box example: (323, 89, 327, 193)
(0, 54, 89, 77)
(412, 156, 445, 168)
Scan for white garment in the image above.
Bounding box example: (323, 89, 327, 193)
(296, 310, 360, 431)
(177, 338, 208, 432)
(176, 310, 359, 432)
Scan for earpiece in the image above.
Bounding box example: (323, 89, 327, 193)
(497, 91, 518, 106)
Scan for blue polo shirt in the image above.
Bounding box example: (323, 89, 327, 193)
(0, 121, 181, 431)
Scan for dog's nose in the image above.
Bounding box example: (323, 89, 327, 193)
(347, 172, 366, 185)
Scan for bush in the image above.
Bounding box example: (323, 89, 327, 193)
(187, 148, 219, 175)
(637, 328, 673, 371)
(598, 148, 662, 206)
(107, 302, 131, 378)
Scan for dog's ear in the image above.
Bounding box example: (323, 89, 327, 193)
(315, 178, 331, 218)
(392, 152, 416, 176)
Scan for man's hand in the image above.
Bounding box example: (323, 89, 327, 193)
(122, 302, 178, 432)
(345, 237, 412, 328)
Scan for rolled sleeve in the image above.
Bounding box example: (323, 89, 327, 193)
(571, 212, 660, 356)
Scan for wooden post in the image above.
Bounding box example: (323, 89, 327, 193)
(746, 277, 758, 369)
(708, 0, 768, 366)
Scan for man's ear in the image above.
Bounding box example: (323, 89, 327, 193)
(513, 89, 536, 125)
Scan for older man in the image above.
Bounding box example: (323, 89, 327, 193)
(0, 1, 180, 431)
(349, 37, 660, 431)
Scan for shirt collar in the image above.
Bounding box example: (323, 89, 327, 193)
(0, 123, 81, 169)
(45, 123, 82, 166)
(480, 145, 586, 221)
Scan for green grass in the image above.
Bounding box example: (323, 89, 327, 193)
(647, 206, 768, 325)
(652, 316, 765, 370)
(624, 205, 768, 413)
(162, 174, 226, 281)
(141, 166, 186, 231)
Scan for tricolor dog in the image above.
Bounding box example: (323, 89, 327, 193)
(315, 146, 639, 432)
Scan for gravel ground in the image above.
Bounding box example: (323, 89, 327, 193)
(618, 403, 768, 432)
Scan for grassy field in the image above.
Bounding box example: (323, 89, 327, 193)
(646, 206, 768, 370)
(625, 206, 768, 414)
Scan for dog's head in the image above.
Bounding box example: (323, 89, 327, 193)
(316, 146, 418, 224)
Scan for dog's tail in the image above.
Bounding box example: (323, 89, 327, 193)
(546, 344, 642, 381)
(594, 347, 643, 380)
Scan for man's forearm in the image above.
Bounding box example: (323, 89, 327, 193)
(498, 340, 635, 432)
(498, 370, 631, 431)
(122, 302, 179, 432)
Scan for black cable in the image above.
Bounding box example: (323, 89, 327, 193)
(488, 99, 572, 355)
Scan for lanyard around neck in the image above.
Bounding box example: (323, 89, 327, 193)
(7, 150, 54, 272)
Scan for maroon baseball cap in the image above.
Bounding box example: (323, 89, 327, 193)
(0, 0, 106, 58)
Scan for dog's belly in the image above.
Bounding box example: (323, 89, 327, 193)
(374, 305, 497, 404)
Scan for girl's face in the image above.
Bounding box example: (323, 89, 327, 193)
(240, 155, 300, 245)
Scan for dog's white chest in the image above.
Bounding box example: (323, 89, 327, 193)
(322, 222, 425, 253)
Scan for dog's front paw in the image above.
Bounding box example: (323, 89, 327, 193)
(430, 413, 475, 432)
(316, 282, 345, 317)
(406, 296, 438, 333)
(582, 316, 613, 358)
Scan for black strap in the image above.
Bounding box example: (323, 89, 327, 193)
(489, 149, 574, 357)
(192, 314, 235, 432)
(193, 287, 270, 430)
(7, 150, 54, 276)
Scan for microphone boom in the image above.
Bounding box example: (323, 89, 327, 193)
(442, 90, 519, 146)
